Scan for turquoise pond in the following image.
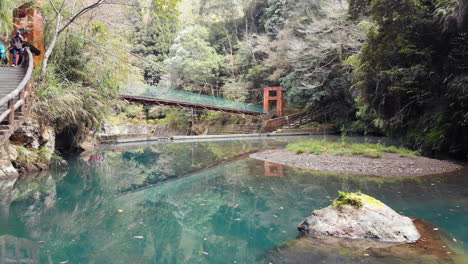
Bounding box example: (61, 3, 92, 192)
(0, 136, 467, 263)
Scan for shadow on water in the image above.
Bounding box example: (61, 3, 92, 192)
(0, 136, 466, 263)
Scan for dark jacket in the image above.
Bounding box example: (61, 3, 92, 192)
(10, 35, 24, 50)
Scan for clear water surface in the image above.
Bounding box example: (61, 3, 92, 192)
(0, 136, 467, 263)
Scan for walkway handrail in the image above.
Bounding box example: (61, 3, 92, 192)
(0, 47, 34, 124)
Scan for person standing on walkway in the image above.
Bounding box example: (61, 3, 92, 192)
(10, 30, 24, 67)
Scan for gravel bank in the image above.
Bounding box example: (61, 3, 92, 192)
(250, 149, 464, 177)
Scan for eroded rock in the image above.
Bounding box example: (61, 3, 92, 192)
(298, 193, 420, 243)
(9, 121, 41, 150)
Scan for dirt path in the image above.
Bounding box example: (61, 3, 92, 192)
(250, 149, 464, 177)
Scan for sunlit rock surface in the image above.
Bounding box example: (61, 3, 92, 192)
(298, 193, 420, 243)
(0, 144, 19, 178)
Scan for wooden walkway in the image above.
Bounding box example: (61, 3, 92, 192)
(0, 48, 35, 145)
(0, 67, 26, 114)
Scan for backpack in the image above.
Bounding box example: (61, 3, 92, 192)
(0, 44, 5, 59)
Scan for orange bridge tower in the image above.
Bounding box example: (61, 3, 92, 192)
(263, 86, 284, 117)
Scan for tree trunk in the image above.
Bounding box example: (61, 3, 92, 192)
(458, 0, 468, 32)
(40, 13, 61, 77)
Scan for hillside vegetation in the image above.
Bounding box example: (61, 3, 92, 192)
(0, 0, 466, 159)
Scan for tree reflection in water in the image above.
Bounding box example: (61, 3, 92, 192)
(0, 138, 466, 263)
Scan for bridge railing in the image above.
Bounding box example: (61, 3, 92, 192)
(122, 88, 265, 114)
(0, 48, 34, 128)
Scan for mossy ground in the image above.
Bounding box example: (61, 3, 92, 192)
(286, 139, 418, 158)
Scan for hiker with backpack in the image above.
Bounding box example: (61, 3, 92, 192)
(10, 30, 24, 67)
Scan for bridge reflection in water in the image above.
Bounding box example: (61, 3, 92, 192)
(0, 235, 38, 264)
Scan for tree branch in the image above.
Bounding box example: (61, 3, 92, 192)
(57, 0, 106, 36)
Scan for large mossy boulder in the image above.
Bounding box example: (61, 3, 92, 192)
(264, 193, 466, 263)
(298, 192, 420, 243)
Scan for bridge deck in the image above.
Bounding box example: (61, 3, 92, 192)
(121, 89, 265, 116)
(0, 67, 26, 117)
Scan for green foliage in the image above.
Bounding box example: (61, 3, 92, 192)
(353, 0, 468, 158)
(0, 0, 12, 36)
(286, 138, 418, 158)
(332, 191, 363, 208)
(348, 0, 371, 19)
(433, 0, 458, 21)
(262, 0, 286, 34)
(34, 15, 132, 148)
(14, 145, 52, 167)
(199, 110, 261, 126)
(158, 108, 190, 128)
(131, 0, 180, 85)
(221, 79, 249, 102)
(163, 25, 224, 94)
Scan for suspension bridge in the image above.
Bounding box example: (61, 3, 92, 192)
(120, 88, 266, 116)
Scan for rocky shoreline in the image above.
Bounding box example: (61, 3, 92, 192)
(250, 149, 464, 177)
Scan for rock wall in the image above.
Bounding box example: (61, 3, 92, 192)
(0, 144, 19, 178)
(0, 120, 56, 177)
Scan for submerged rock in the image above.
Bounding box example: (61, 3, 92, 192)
(298, 192, 420, 243)
(264, 219, 465, 264)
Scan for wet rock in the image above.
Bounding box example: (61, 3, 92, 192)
(298, 193, 420, 243)
(264, 220, 465, 264)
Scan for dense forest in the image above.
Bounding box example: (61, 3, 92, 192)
(0, 0, 467, 159)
